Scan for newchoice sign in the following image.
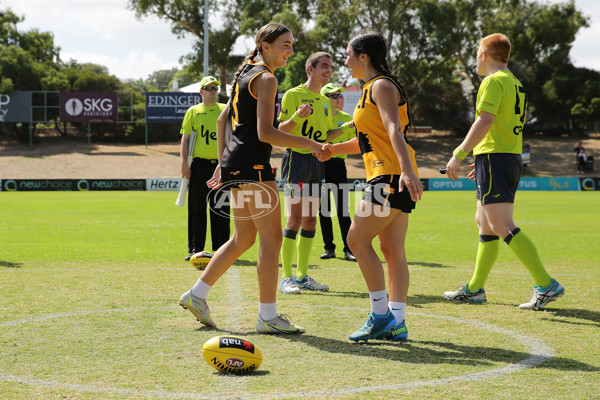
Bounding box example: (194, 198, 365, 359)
(145, 93, 202, 123)
(1, 179, 145, 191)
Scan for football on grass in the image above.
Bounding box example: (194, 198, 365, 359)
(189, 251, 213, 270)
(202, 335, 262, 374)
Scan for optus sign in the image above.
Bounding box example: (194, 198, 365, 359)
(59, 92, 118, 122)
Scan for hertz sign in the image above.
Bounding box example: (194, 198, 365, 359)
(60, 92, 118, 123)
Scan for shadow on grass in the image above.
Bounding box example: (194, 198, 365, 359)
(410, 261, 453, 269)
(0, 260, 22, 268)
(233, 259, 256, 267)
(408, 294, 448, 308)
(542, 307, 600, 327)
(269, 334, 599, 371)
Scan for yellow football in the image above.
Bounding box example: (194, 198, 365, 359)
(202, 335, 262, 374)
(189, 251, 213, 270)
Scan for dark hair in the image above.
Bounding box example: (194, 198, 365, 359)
(348, 31, 408, 102)
(229, 23, 291, 99)
(305, 52, 332, 78)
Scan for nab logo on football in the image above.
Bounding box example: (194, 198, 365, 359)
(220, 336, 255, 354)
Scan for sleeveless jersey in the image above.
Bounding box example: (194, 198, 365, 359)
(353, 75, 418, 181)
(278, 85, 333, 154)
(472, 70, 526, 155)
(221, 62, 275, 169)
(180, 102, 226, 159)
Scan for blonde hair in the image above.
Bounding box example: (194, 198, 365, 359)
(479, 33, 511, 64)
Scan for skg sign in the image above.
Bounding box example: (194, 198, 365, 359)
(60, 92, 118, 122)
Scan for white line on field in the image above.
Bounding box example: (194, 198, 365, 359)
(0, 300, 554, 399)
(1, 267, 598, 279)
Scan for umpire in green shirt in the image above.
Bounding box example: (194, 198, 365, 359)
(180, 76, 230, 260)
(318, 83, 356, 262)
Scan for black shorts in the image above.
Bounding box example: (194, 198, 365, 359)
(221, 163, 275, 189)
(281, 149, 324, 197)
(475, 153, 522, 205)
(363, 174, 415, 213)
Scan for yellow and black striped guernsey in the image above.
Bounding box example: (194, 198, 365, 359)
(353, 75, 418, 181)
(221, 61, 276, 170)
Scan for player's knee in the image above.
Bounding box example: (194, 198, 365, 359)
(233, 231, 256, 249)
(380, 241, 404, 260)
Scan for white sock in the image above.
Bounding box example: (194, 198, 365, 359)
(259, 302, 278, 321)
(190, 279, 211, 299)
(369, 289, 388, 315)
(388, 301, 406, 323)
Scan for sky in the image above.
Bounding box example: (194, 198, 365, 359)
(2, 0, 599, 81)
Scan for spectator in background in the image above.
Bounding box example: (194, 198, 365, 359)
(574, 142, 585, 160)
(577, 148, 587, 174)
(180, 76, 230, 261)
(318, 83, 356, 262)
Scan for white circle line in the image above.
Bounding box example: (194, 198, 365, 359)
(0, 306, 554, 399)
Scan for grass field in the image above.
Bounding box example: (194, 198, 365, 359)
(1, 191, 599, 399)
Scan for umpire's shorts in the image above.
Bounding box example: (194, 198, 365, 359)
(475, 153, 522, 205)
(281, 149, 324, 197)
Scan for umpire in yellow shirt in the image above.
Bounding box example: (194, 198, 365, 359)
(318, 83, 356, 262)
(180, 76, 230, 261)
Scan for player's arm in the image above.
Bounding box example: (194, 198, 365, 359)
(254, 73, 323, 154)
(445, 111, 495, 180)
(216, 101, 231, 162)
(374, 78, 422, 201)
(180, 110, 193, 178)
(278, 100, 312, 133)
(328, 137, 360, 156)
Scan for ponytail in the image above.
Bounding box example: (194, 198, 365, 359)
(229, 47, 260, 99)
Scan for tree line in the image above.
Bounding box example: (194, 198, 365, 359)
(2, 0, 599, 142)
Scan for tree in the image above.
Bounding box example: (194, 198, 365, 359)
(309, 0, 590, 133)
(146, 67, 178, 91)
(0, 8, 66, 92)
(61, 61, 121, 92)
(129, 0, 246, 93)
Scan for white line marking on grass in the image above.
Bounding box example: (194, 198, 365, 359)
(0, 306, 554, 399)
(2, 267, 598, 279)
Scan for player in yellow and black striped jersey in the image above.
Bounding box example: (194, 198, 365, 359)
(443, 33, 564, 310)
(178, 23, 326, 336)
(319, 32, 422, 343)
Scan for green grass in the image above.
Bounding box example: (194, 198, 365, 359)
(1, 191, 599, 399)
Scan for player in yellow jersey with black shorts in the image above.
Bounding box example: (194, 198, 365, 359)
(179, 76, 230, 260)
(443, 33, 564, 310)
(319, 32, 423, 342)
(278, 52, 346, 294)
